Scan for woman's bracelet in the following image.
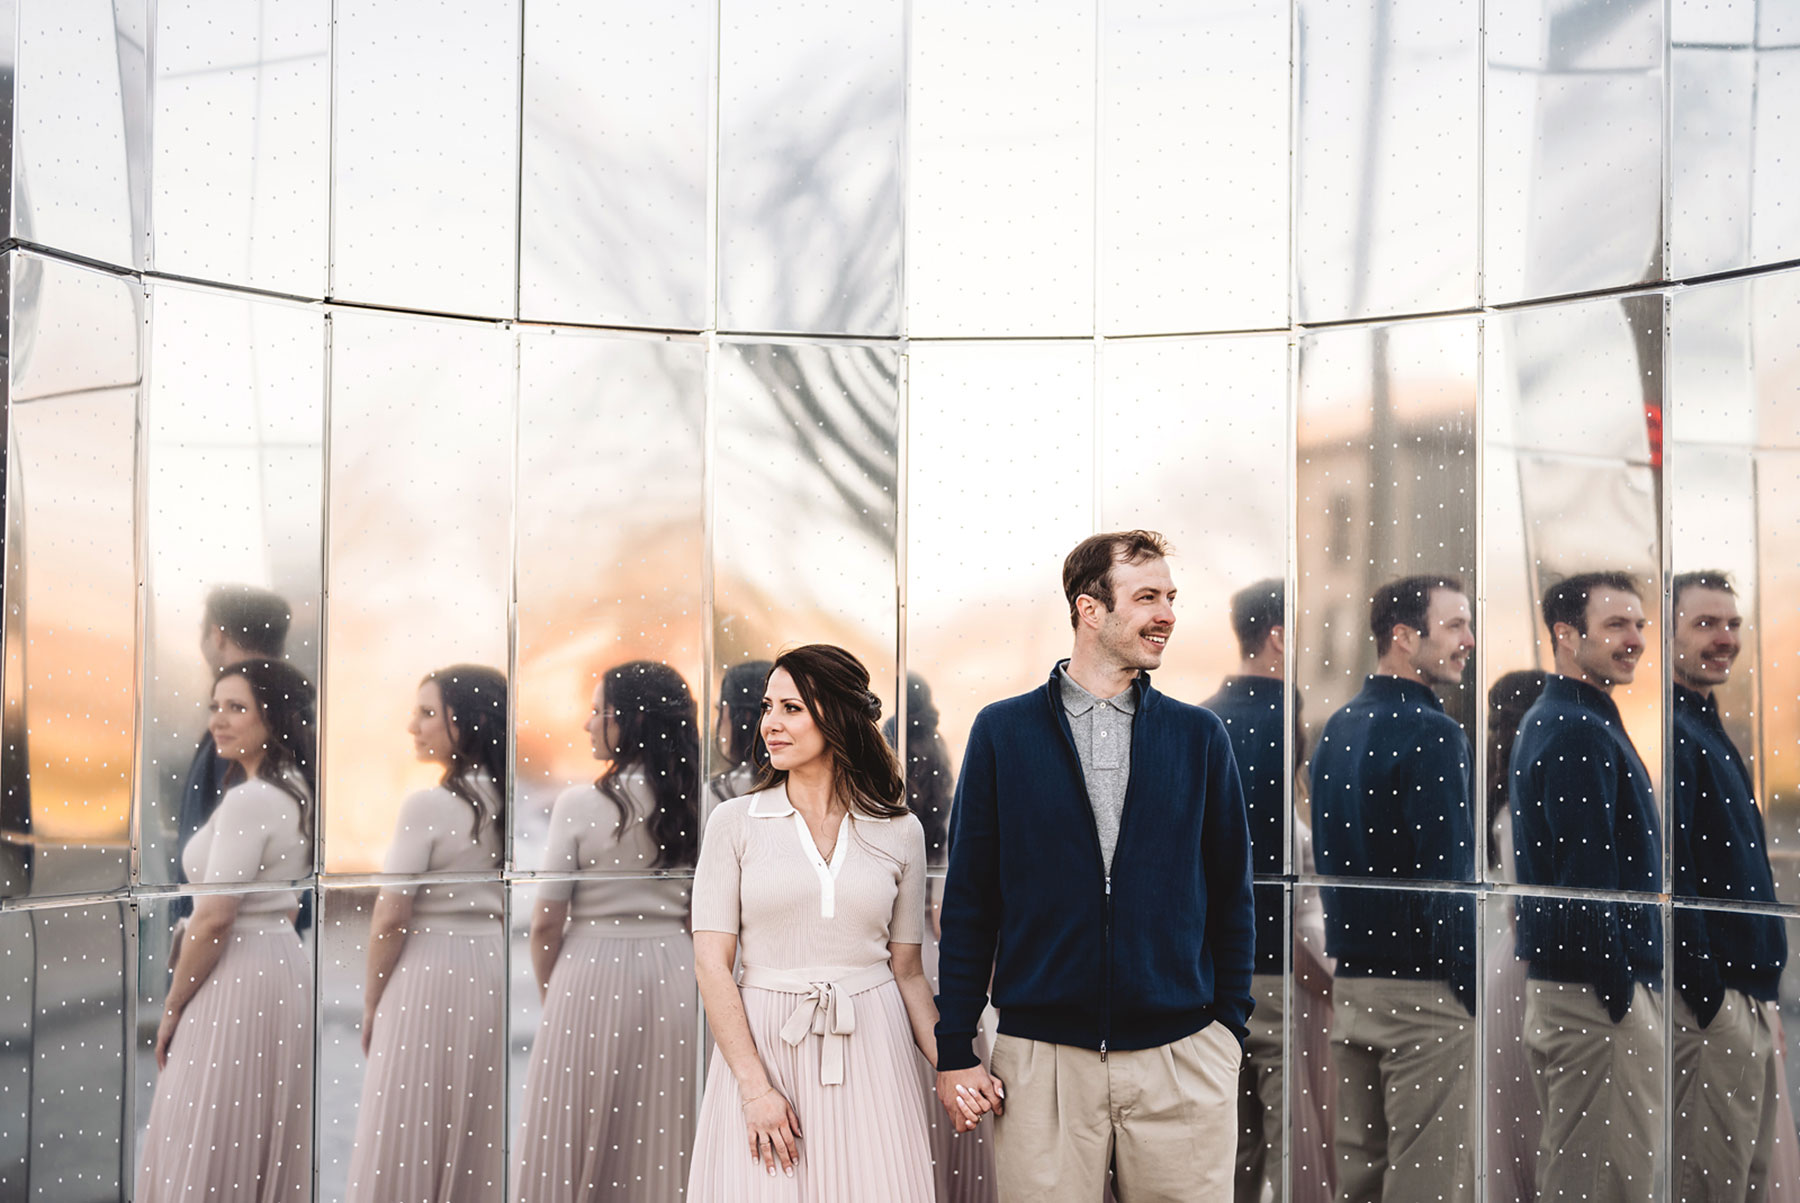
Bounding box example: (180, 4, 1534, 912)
(739, 1084, 775, 1109)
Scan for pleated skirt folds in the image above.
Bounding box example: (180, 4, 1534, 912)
(512, 931, 696, 1202)
(135, 915, 313, 1203)
(346, 928, 506, 1203)
(687, 978, 933, 1202)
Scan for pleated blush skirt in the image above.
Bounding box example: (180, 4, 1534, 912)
(345, 927, 506, 1203)
(686, 977, 934, 1202)
(511, 931, 697, 1202)
(135, 914, 313, 1203)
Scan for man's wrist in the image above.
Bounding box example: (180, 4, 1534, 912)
(935, 1035, 980, 1073)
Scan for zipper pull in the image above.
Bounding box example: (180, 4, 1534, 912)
(1105, 876, 1112, 895)
(1100, 1040, 1108, 1061)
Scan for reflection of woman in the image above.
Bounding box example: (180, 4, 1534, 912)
(708, 659, 773, 805)
(883, 671, 951, 866)
(346, 665, 508, 1203)
(687, 645, 941, 1199)
(885, 672, 999, 1203)
(137, 659, 315, 1203)
(1483, 669, 1546, 1203)
(513, 661, 701, 1203)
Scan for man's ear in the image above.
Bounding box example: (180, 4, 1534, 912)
(1551, 621, 1578, 658)
(1076, 594, 1103, 630)
(1391, 623, 1421, 656)
(1267, 626, 1285, 658)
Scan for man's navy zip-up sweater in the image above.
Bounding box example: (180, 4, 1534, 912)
(934, 666, 1255, 1072)
(1200, 675, 1286, 977)
(1310, 675, 1476, 1010)
(1509, 674, 1662, 1022)
(1671, 684, 1787, 1025)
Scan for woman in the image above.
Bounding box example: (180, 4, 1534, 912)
(346, 664, 508, 1203)
(707, 659, 773, 806)
(512, 660, 701, 1202)
(882, 671, 952, 867)
(136, 659, 315, 1203)
(686, 645, 961, 1199)
(1483, 669, 1547, 1203)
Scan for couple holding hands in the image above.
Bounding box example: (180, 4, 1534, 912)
(690, 530, 1252, 1202)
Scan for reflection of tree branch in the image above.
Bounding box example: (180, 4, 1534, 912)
(528, 43, 902, 545)
(732, 343, 898, 548)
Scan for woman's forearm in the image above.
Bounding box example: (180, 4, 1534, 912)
(889, 943, 940, 1067)
(529, 902, 569, 997)
(694, 948, 773, 1098)
(363, 890, 412, 1017)
(166, 901, 236, 1013)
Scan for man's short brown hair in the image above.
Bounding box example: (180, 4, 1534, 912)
(1062, 530, 1172, 628)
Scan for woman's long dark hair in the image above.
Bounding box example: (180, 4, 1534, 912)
(717, 660, 774, 770)
(423, 664, 509, 844)
(599, 660, 700, 870)
(757, 645, 906, 819)
(883, 672, 951, 864)
(1487, 669, 1547, 870)
(215, 659, 317, 834)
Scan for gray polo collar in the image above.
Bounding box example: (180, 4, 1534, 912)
(1057, 661, 1139, 717)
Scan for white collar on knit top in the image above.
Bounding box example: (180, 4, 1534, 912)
(746, 783, 887, 919)
(744, 783, 891, 821)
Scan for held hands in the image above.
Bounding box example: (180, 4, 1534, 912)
(741, 1082, 803, 1177)
(936, 1065, 1005, 1134)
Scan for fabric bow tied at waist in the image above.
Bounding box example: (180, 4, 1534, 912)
(781, 982, 857, 1085)
(737, 962, 896, 1086)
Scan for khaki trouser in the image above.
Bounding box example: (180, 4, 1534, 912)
(1236, 975, 1286, 1203)
(1329, 977, 1476, 1203)
(1525, 980, 1664, 1202)
(992, 1023, 1241, 1203)
(1672, 989, 1780, 1202)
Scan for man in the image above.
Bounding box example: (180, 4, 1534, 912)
(1668, 571, 1786, 1199)
(935, 530, 1255, 1203)
(1200, 579, 1290, 1203)
(1509, 571, 1662, 1203)
(1309, 575, 1477, 1203)
(175, 586, 293, 903)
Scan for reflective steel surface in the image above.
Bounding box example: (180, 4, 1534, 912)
(2, 3, 1800, 1200)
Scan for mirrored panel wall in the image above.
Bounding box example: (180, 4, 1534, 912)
(711, 339, 900, 784)
(1, 902, 131, 1200)
(514, 329, 705, 867)
(1668, 268, 1800, 908)
(322, 310, 513, 874)
(3, 253, 140, 901)
(149, 0, 331, 296)
(1485, 295, 1664, 891)
(717, 0, 904, 336)
(1295, 316, 1479, 884)
(138, 284, 323, 892)
(8, 3, 1800, 1203)
(519, 3, 710, 329)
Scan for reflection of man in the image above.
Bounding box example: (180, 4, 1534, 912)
(1509, 571, 1662, 1203)
(1310, 576, 1477, 1203)
(176, 586, 292, 887)
(1668, 572, 1787, 1199)
(1200, 579, 1289, 1203)
(936, 530, 1254, 1202)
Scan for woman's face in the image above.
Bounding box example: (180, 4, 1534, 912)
(760, 667, 827, 775)
(584, 682, 620, 759)
(407, 680, 457, 766)
(210, 674, 270, 768)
